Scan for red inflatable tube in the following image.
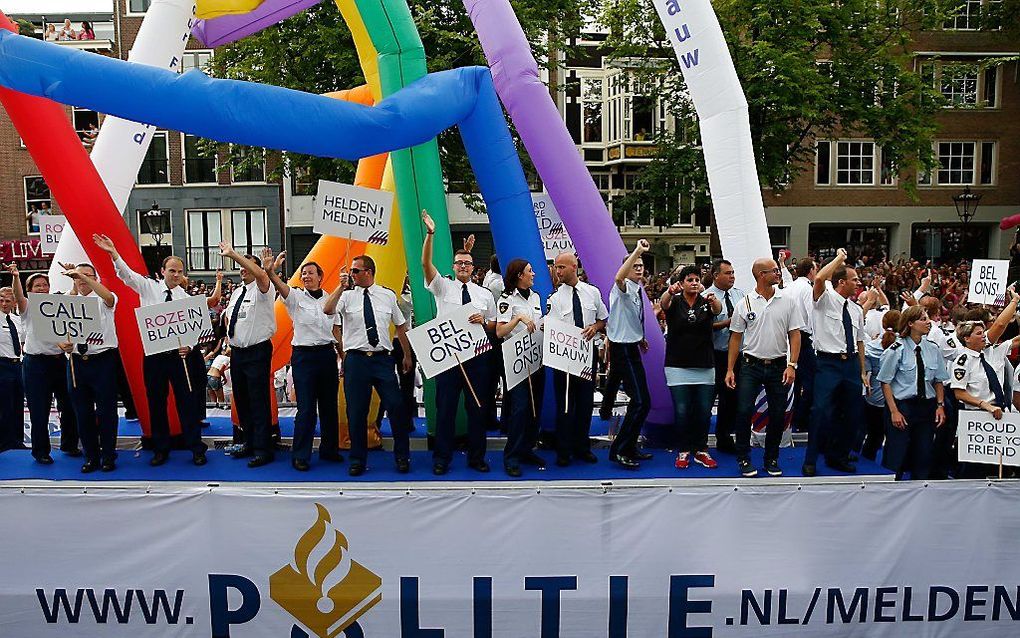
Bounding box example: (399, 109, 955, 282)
(1000, 213, 1020, 231)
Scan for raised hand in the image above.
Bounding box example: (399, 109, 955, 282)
(259, 247, 274, 270)
(273, 251, 287, 273)
(4, 262, 17, 276)
(636, 239, 650, 253)
(218, 241, 235, 258)
(92, 233, 116, 254)
(215, 270, 224, 282)
(421, 209, 435, 234)
(463, 234, 476, 252)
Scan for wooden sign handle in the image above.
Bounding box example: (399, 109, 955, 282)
(454, 353, 482, 408)
(178, 337, 193, 394)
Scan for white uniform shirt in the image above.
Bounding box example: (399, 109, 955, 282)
(546, 281, 608, 328)
(787, 277, 815, 335)
(113, 256, 189, 306)
(0, 310, 22, 358)
(608, 278, 645, 344)
(283, 287, 336, 347)
(21, 296, 63, 356)
(334, 285, 406, 352)
(812, 283, 864, 354)
(705, 284, 745, 352)
(729, 288, 804, 360)
(483, 271, 504, 301)
(76, 291, 119, 353)
(496, 287, 543, 338)
(224, 280, 277, 348)
(426, 275, 497, 322)
(863, 306, 889, 342)
(950, 342, 1012, 404)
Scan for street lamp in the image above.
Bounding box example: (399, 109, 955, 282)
(952, 186, 981, 224)
(141, 200, 164, 246)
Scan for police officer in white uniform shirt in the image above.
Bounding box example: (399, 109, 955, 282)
(220, 243, 277, 468)
(725, 257, 803, 477)
(263, 248, 342, 472)
(546, 252, 608, 467)
(0, 284, 25, 453)
(93, 233, 208, 467)
(324, 254, 414, 476)
(787, 257, 817, 435)
(60, 264, 121, 473)
(705, 258, 745, 454)
(421, 211, 497, 475)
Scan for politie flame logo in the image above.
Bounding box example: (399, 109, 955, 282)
(270, 504, 382, 638)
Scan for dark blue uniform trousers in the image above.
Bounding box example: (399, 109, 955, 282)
(792, 332, 816, 432)
(882, 397, 937, 480)
(343, 350, 411, 466)
(291, 344, 341, 463)
(0, 359, 24, 451)
(231, 340, 274, 459)
(608, 342, 651, 459)
(23, 352, 78, 458)
(806, 354, 864, 466)
(434, 355, 490, 466)
(504, 368, 544, 468)
(553, 370, 595, 460)
(67, 350, 119, 463)
(144, 348, 207, 455)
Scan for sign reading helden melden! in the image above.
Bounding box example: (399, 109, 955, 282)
(406, 304, 492, 380)
(135, 296, 214, 356)
(313, 180, 395, 245)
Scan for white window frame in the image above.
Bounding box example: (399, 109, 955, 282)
(578, 71, 604, 146)
(815, 140, 897, 187)
(229, 208, 269, 257)
(835, 140, 877, 186)
(179, 49, 213, 74)
(126, 0, 152, 16)
(186, 209, 224, 272)
(182, 133, 218, 185)
(936, 141, 977, 186)
(24, 175, 52, 235)
(939, 64, 979, 107)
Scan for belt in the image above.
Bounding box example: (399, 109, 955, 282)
(743, 354, 787, 366)
(25, 352, 66, 360)
(345, 349, 389, 357)
(0, 357, 20, 364)
(293, 343, 335, 352)
(72, 349, 115, 362)
(817, 351, 855, 361)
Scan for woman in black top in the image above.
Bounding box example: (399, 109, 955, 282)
(660, 265, 722, 469)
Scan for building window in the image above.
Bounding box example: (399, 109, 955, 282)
(581, 76, 603, 144)
(836, 141, 875, 185)
(936, 141, 975, 185)
(606, 72, 622, 143)
(940, 65, 978, 106)
(180, 51, 212, 74)
(921, 60, 1000, 108)
(230, 146, 266, 183)
(72, 108, 99, 146)
(980, 141, 996, 185)
(137, 132, 169, 185)
(810, 226, 890, 263)
(187, 210, 223, 271)
(231, 209, 268, 256)
(24, 176, 52, 234)
(128, 0, 151, 13)
(879, 148, 896, 185)
(183, 134, 217, 184)
(815, 141, 831, 185)
(944, 0, 983, 29)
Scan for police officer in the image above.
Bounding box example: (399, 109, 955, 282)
(421, 211, 497, 474)
(875, 306, 948, 480)
(8, 265, 79, 463)
(725, 257, 803, 477)
(496, 258, 545, 477)
(93, 233, 208, 466)
(60, 264, 121, 473)
(805, 248, 867, 476)
(220, 243, 277, 468)
(263, 248, 341, 472)
(705, 258, 745, 454)
(0, 284, 24, 453)
(547, 253, 608, 467)
(325, 255, 414, 476)
(787, 257, 817, 433)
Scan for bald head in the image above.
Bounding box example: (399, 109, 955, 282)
(554, 252, 579, 286)
(751, 258, 781, 287)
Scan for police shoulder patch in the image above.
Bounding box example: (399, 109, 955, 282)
(946, 338, 957, 348)
(956, 354, 968, 366)
(954, 368, 966, 381)
(889, 341, 902, 350)
(498, 301, 509, 314)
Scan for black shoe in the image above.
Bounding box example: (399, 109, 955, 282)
(149, 452, 169, 467)
(555, 456, 571, 467)
(81, 460, 99, 474)
(522, 452, 546, 468)
(62, 449, 83, 458)
(504, 464, 522, 478)
(468, 459, 490, 473)
(578, 451, 598, 464)
(35, 454, 54, 465)
(827, 458, 857, 474)
(737, 458, 757, 477)
(848, 451, 860, 463)
(764, 459, 783, 477)
(247, 455, 272, 468)
(432, 462, 448, 476)
(348, 464, 365, 477)
(629, 449, 654, 461)
(610, 454, 640, 469)
(319, 452, 344, 463)
(193, 451, 207, 466)
(292, 459, 310, 472)
(396, 458, 411, 474)
(801, 463, 817, 477)
(101, 459, 116, 472)
(231, 446, 253, 459)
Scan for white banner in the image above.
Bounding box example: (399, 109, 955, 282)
(39, 215, 66, 255)
(27, 293, 104, 346)
(135, 296, 213, 355)
(533, 193, 574, 260)
(405, 304, 491, 379)
(313, 180, 395, 245)
(968, 260, 1010, 305)
(958, 409, 1020, 467)
(543, 317, 594, 380)
(47, 0, 197, 292)
(0, 483, 1019, 637)
(501, 328, 543, 391)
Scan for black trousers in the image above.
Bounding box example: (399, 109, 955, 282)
(67, 350, 119, 463)
(291, 344, 340, 462)
(861, 403, 886, 461)
(0, 359, 24, 451)
(792, 332, 816, 432)
(712, 349, 739, 448)
(607, 342, 650, 459)
(344, 350, 411, 465)
(734, 356, 788, 462)
(600, 343, 623, 418)
(882, 397, 936, 480)
(504, 368, 544, 467)
(22, 352, 77, 457)
(231, 340, 274, 458)
(434, 355, 490, 465)
(143, 349, 207, 455)
(553, 370, 595, 459)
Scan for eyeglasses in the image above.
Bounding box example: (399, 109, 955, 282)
(453, 260, 474, 267)
(756, 268, 782, 275)
(349, 268, 365, 275)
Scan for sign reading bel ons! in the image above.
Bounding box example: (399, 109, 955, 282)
(501, 328, 543, 391)
(968, 259, 1010, 305)
(405, 304, 492, 379)
(542, 317, 594, 380)
(134, 296, 214, 356)
(27, 293, 104, 346)
(313, 180, 394, 245)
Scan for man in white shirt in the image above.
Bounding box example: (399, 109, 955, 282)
(325, 255, 415, 476)
(0, 284, 24, 452)
(421, 211, 497, 474)
(547, 252, 608, 466)
(806, 248, 867, 476)
(705, 258, 745, 454)
(787, 257, 817, 435)
(94, 233, 208, 467)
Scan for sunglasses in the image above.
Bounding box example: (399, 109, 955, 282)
(349, 267, 366, 275)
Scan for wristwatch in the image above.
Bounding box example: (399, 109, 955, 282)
(787, 362, 798, 369)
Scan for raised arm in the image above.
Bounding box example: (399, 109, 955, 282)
(6, 263, 26, 314)
(207, 270, 223, 308)
(94, 233, 151, 295)
(813, 247, 847, 301)
(986, 286, 1020, 345)
(615, 239, 649, 292)
(220, 242, 270, 294)
(64, 267, 115, 308)
(260, 247, 291, 299)
(323, 273, 350, 316)
(421, 210, 439, 286)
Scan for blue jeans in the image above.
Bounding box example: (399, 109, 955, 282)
(807, 355, 864, 466)
(670, 383, 714, 453)
(734, 357, 788, 461)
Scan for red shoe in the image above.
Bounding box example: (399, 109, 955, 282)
(693, 451, 718, 469)
(675, 452, 690, 469)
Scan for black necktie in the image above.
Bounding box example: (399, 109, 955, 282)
(980, 352, 1006, 408)
(78, 343, 88, 355)
(228, 285, 247, 339)
(915, 345, 925, 399)
(462, 283, 471, 305)
(842, 300, 856, 355)
(363, 288, 379, 348)
(164, 288, 173, 302)
(572, 286, 584, 328)
(6, 315, 20, 357)
(724, 291, 733, 318)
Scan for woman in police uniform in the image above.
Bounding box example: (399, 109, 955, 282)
(875, 306, 948, 480)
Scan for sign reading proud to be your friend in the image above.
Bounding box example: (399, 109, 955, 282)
(542, 317, 594, 381)
(313, 180, 394, 245)
(135, 296, 213, 356)
(501, 328, 543, 391)
(27, 293, 104, 346)
(958, 410, 1020, 467)
(406, 304, 492, 379)
(968, 260, 1010, 305)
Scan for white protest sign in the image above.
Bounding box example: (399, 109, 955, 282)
(406, 304, 492, 380)
(27, 293, 104, 346)
(501, 328, 543, 391)
(957, 410, 1020, 467)
(39, 215, 67, 255)
(542, 317, 594, 380)
(968, 260, 1010, 305)
(313, 180, 395, 245)
(134, 295, 214, 356)
(533, 193, 574, 261)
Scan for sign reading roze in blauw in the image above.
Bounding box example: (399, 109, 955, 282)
(134, 295, 214, 356)
(406, 304, 492, 380)
(313, 180, 395, 245)
(542, 317, 594, 381)
(27, 293, 105, 346)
